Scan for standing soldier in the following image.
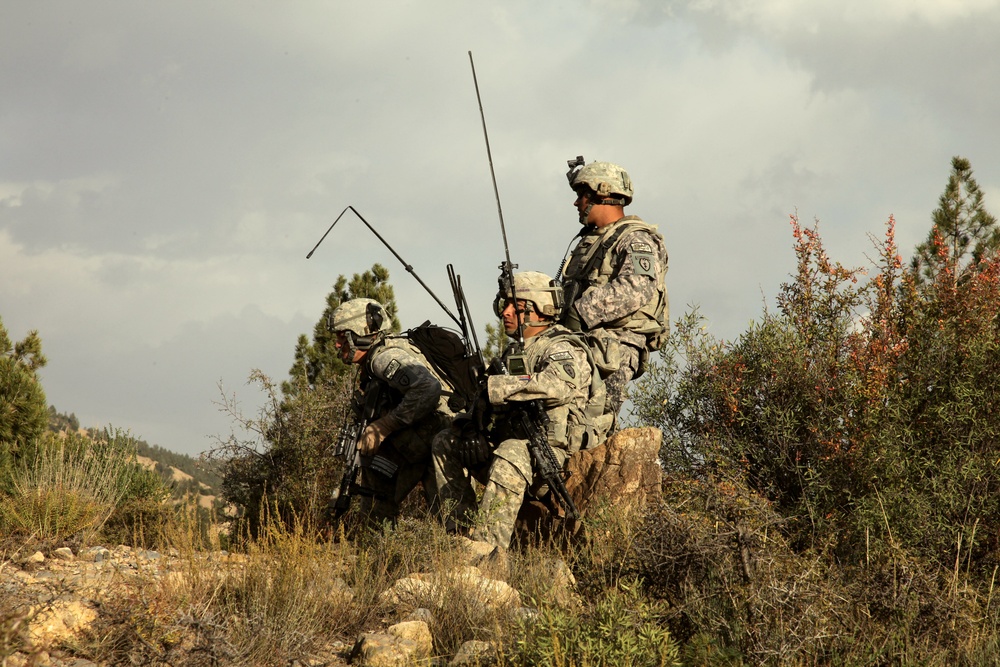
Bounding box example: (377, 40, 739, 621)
(558, 158, 669, 418)
(434, 271, 606, 549)
(330, 298, 455, 524)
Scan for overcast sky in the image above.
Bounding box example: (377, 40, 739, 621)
(3, 1, 999, 457)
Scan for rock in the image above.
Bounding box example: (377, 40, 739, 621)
(26, 551, 45, 565)
(456, 537, 495, 564)
(28, 600, 98, 645)
(52, 547, 74, 561)
(77, 547, 110, 563)
(332, 576, 354, 604)
(351, 632, 422, 667)
(451, 640, 497, 666)
(564, 427, 662, 517)
(516, 427, 662, 539)
(405, 607, 435, 625)
(532, 558, 578, 608)
(386, 620, 433, 659)
(510, 606, 539, 623)
(381, 567, 519, 613)
(381, 576, 442, 609)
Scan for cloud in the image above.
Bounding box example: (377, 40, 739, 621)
(3, 0, 999, 455)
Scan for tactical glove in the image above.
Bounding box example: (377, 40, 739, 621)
(359, 416, 399, 455)
(452, 413, 493, 467)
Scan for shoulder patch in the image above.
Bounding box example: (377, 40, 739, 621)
(630, 241, 653, 254)
(631, 252, 656, 277)
(548, 351, 574, 362)
(383, 359, 401, 380)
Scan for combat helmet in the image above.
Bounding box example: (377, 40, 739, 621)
(566, 156, 633, 206)
(329, 298, 392, 355)
(494, 271, 565, 323)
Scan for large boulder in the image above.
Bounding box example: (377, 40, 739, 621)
(516, 427, 662, 539)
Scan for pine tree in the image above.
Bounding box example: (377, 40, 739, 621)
(0, 316, 48, 461)
(911, 156, 1000, 284)
(483, 321, 508, 364)
(281, 263, 401, 397)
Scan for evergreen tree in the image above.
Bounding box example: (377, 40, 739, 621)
(483, 321, 508, 364)
(282, 263, 402, 397)
(0, 316, 48, 461)
(911, 156, 1000, 284)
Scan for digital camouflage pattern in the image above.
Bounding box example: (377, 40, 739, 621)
(560, 216, 668, 412)
(330, 298, 392, 338)
(493, 270, 563, 319)
(355, 338, 455, 523)
(569, 161, 634, 204)
(433, 324, 592, 548)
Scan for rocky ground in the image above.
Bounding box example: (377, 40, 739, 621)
(0, 540, 559, 666)
(1, 428, 661, 666)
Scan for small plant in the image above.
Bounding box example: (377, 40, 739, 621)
(511, 579, 680, 667)
(0, 428, 166, 542)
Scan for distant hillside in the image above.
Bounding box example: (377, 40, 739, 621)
(48, 405, 224, 504)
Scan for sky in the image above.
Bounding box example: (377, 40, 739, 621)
(3, 0, 999, 457)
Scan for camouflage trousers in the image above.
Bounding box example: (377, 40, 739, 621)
(430, 427, 481, 533)
(604, 343, 641, 420)
(470, 438, 568, 550)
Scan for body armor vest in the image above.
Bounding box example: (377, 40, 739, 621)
(561, 216, 669, 351)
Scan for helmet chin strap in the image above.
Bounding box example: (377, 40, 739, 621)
(578, 197, 628, 224)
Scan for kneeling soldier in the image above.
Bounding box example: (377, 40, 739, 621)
(434, 271, 603, 548)
(331, 298, 455, 524)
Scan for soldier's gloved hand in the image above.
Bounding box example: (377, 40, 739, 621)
(359, 416, 398, 455)
(451, 414, 491, 467)
(459, 432, 493, 467)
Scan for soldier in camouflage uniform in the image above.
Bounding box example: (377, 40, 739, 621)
(330, 298, 455, 524)
(432, 272, 599, 549)
(558, 158, 669, 418)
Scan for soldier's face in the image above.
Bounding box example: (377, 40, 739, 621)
(573, 189, 592, 223)
(501, 299, 528, 335)
(334, 332, 366, 364)
(502, 299, 549, 339)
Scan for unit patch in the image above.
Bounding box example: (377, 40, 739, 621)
(562, 363, 576, 379)
(548, 351, 573, 361)
(383, 359, 401, 380)
(630, 242, 653, 253)
(631, 252, 656, 277)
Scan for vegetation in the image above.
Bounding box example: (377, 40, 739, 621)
(5, 156, 1000, 665)
(631, 155, 1000, 663)
(0, 317, 47, 468)
(213, 263, 400, 538)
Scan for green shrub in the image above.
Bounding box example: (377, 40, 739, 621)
(633, 213, 1000, 574)
(0, 428, 168, 542)
(214, 370, 351, 539)
(511, 579, 679, 667)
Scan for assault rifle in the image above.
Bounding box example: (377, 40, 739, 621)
(328, 383, 399, 517)
(516, 400, 579, 520)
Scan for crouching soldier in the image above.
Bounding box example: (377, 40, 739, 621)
(330, 298, 455, 525)
(433, 271, 607, 549)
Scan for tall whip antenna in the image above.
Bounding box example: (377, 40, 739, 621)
(468, 50, 522, 348)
